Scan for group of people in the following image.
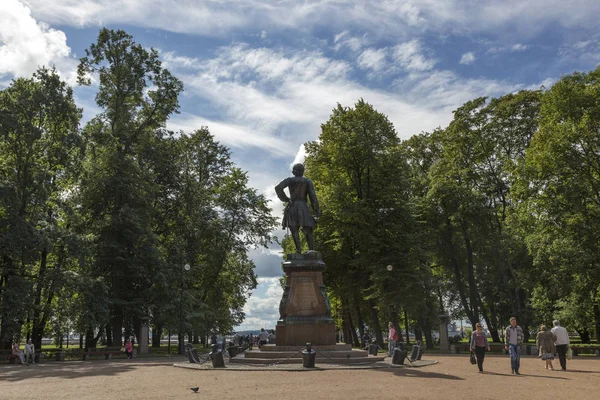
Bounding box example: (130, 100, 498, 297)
(470, 317, 571, 374)
(11, 339, 36, 365)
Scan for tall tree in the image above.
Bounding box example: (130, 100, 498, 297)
(514, 67, 600, 342)
(0, 67, 82, 349)
(304, 99, 425, 347)
(77, 28, 183, 345)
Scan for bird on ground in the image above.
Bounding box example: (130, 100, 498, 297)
(190, 387, 199, 393)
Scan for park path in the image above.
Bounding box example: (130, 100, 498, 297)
(1, 354, 599, 399)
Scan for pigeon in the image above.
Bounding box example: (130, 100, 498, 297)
(190, 387, 199, 393)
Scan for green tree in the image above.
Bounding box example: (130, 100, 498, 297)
(304, 99, 426, 347)
(76, 28, 183, 345)
(514, 67, 600, 342)
(0, 67, 82, 349)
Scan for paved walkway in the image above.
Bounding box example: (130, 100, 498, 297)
(1, 354, 599, 399)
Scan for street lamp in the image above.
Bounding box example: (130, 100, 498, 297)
(179, 263, 190, 354)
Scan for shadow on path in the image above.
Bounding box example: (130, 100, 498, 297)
(371, 366, 465, 380)
(0, 360, 175, 383)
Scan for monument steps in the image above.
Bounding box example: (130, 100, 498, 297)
(230, 355, 385, 365)
(231, 343, 385, 364)
(259, 344, 352, 352)
(243, 349, 370, 359)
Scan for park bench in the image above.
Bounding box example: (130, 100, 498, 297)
(570, 346, 600, 357)
(82, 347, 137, 361)
(82, 349, 123, 361)
(1, 351, 18, 364)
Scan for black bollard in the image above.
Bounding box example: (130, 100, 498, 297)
(302, 342, 316, 368)
(210, 344, 225, 368)
(186, 346, 199, 363)
(227, 343, 238, 358)
(392, 344, 408, 365)
(416, 341, 423, 360)
(368, 343, 379, 356)
(410, 343, 420, 361)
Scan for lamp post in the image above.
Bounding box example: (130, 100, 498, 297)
(179, 263, 190, 354)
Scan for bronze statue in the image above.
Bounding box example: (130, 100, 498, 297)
(275, 163, 320, 253)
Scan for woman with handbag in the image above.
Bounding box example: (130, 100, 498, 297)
(536, 325, 557, 370)
(470, 323, 491, 373)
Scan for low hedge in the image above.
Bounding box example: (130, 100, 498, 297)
(569, 344, 600, 349)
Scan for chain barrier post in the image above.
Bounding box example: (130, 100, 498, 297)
(302, 343, 316, 368)
(210, 343, 225, 368)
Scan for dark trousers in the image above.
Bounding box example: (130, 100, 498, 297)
(556, 344, 568, 370)
(474, 346, 486, 371)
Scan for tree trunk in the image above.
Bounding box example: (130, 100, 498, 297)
(368, 298, 384, 348)
(445, 221, 476, 325)
(594, 301, 600, 345)
(106, 323, 113, 346)
(404, 310, 410, 344)
(577, 328, 591, 344)
(423, 328, 433, 349)
(415, 326, 423, 343)
(112, 307, 123, 347)
(152, 324, 162, 347)
(353, 297, 365, 342)
(462, 225, 479, 327)
(31, 248, 48, 350)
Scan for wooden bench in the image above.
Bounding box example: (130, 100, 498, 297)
(571, 346, 600, 357)
(82, 351, 123, 361)
(4, 354, 18, 364)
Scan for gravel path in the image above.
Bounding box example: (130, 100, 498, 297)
(1, 354, 599, 399)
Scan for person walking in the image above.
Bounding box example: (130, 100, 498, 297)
(387, 322, 396, 357)
(551, 320, 570, 371)
(536, 325, 556, 371)
(504, 317, 524, 375)
(470, 323, 491, 373)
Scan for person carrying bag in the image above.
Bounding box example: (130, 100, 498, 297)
(470, 323, 491, 373)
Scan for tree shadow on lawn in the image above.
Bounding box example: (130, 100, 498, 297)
(0, 361, 174, 383)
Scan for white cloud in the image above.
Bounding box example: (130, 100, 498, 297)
(332, 30, 370, 52)
(168, 113, 297, 157)
(511, 43, 529, 51)
(557, 39, 600, 66)
(25, 0, 600, 41)
(291, 143, 307, 168)
(0, 0, 75, 81)
(459, 52, 476, 65)
(392, 40, 436, 72)
(357, 48, 388, 72)
(238, 277, 282, 331)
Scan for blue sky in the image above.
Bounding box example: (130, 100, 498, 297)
(2, 0, 600, 331)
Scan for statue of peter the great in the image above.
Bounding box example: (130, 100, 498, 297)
(275, 163, 320, 254)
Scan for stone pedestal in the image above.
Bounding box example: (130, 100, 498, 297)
(439, 314, 450, 352)
(139, 317, 149, 354)
(276, 252, 336, 346)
